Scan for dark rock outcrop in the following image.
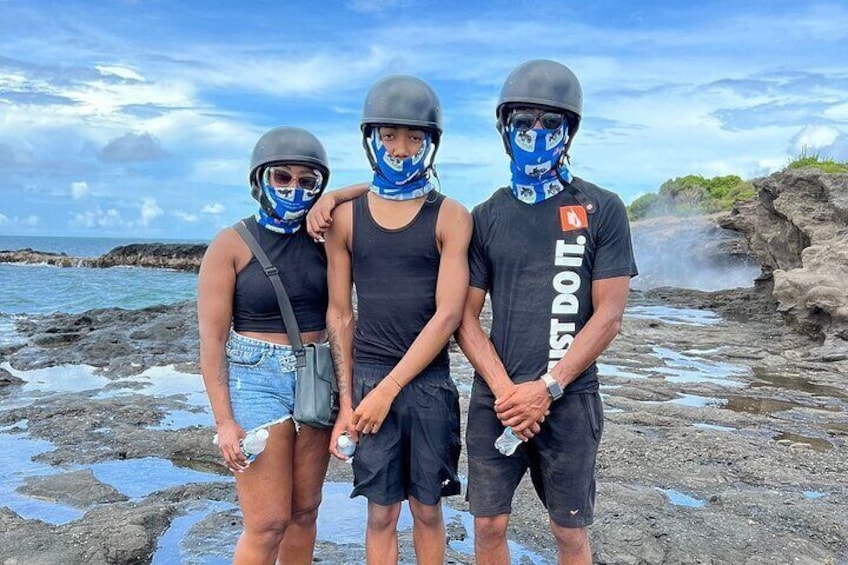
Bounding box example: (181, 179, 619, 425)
(90, 243, 207, 271)
(721, 168, 848, 351)
(0, 243, 207, 272)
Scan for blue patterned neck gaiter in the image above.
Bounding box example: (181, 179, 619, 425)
(368, 132, 435, 201)
(255, 170, 321, 234)
(508, 124, 572, 204)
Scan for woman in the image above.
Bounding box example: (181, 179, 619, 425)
(198, 125, 365, 564)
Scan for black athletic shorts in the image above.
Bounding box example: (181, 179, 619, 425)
(351, 363, 462, 506)
(466, 377, 604, 527)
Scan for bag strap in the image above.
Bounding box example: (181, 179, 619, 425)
(232, 221, 306, 368)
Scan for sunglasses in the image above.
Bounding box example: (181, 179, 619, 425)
(265, 167, 323, 192)
(509, 111, 565, 132)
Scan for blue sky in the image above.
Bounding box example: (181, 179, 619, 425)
(1, 0, 847, 240)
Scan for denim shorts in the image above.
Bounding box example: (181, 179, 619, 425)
(466, 377, 604, 527)
(226, 331, 298, 432)
(351, 363, 461, 506)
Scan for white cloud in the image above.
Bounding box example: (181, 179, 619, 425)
(22, 215, 39, 226)
(70, 208, 122, 228)
(94, 65, 145, 82)
(0, 212, 7, 223)
(139, 197, 163, 226)
(789, 125, 843, 154)
(173, 211, 199, 222)
(201, 203, 225, 214)
(70, 181, 89, 199)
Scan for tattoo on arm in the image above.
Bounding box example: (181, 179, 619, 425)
(327, 324, 349, 399)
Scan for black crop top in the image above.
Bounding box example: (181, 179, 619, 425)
(232, 216, 328, 334)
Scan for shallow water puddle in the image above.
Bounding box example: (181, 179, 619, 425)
(772, 431, 833, 451)
(652, 347, 748, 386)
(625, 305, 722, 326)
(666, 394, 727, 408)
(88, 457, 228, 498)
(0, 430, 84, 524)
(656, 488, 706, 508)
(692, 422, 736, 432)
(1, 362, 111, 398)
(152, 500, 236, 565)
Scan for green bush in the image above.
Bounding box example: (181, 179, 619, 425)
(786, 149, 848, 173)
(628, 174, 755, 219)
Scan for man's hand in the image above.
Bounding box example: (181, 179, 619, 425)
(306, 193, 337, 242)
(352, 383, 397, 435)
(494, 380, 551, 439)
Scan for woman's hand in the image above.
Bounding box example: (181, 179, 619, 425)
(215, 419, 249, 473)
(306, 193, 338, 242)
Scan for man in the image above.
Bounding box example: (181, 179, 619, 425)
(456, 59, 638, 564)
(325, 75, 472, 565)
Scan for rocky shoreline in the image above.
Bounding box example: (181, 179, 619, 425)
(1, 282, 846, 564)
(1, 168, 846, 564)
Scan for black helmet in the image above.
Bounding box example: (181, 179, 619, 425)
(496, 59, 583, 156)
(248, 126, 330, 202)
(361, 75, 443, 142)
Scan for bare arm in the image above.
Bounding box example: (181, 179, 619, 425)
(454, 287, 513, 398)
(352, 199, 472, 435)
(307, 183, 370, 241)
(197, 229, 248, 472)
(324, 201, 358, 458)
(495, 276, 631, 431)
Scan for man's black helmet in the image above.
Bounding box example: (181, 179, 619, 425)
(248, 126, 330, 201)
(361, 75, 443, 143)
(496, 59, 583, 156)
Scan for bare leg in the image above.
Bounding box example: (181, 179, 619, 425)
(474, 514, 511, 565)
(233, 421, 296, 565)
(408, 497, 445, 565)
(365, 501, 401, 565)
(550, 521, 591, 565)
(277, 424, 332, 565)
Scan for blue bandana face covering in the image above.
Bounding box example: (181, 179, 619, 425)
(368, 132, 435, 200)
(508, 124, 572, 204)
(255, 168, 322, 234)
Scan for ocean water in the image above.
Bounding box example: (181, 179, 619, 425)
(0, 235, 200, 316)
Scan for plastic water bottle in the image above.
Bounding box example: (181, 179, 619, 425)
(494, 427, 522, 456)
(240, 428, 270, 462)
(336, 433, 356, 462)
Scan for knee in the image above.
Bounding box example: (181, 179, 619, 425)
(290, 504, 320, 529)
(409, 503, 442, 529)
(367, 504, 401, 532)
(475, 515, 509, 545)
(245, 514, 291, 547)
(552, 525, 589, 555)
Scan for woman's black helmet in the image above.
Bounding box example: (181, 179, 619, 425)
(248, 126, 330, 202)
(496, 60, 583, 157)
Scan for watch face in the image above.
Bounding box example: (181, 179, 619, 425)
(543, 374, 563, 400)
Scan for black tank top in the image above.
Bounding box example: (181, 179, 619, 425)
(232, 216, 328, 334)
(352, 193, 449, 368)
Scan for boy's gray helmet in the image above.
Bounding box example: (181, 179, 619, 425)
(248, 126, 330, 203)
(360, 75, 443, 181)
(361, 75, 443, 141)
(496, 59, 583, 158)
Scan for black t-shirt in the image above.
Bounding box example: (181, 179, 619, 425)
(469, 179, 638, 392)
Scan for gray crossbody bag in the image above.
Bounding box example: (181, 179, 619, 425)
(232, 221, 338, 429)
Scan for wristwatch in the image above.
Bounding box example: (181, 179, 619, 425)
(540, 373, 563, 401)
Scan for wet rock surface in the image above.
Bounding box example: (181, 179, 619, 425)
(2, 285, 846, 564)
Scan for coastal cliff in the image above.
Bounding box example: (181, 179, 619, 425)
(721, 168, 848, 355)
